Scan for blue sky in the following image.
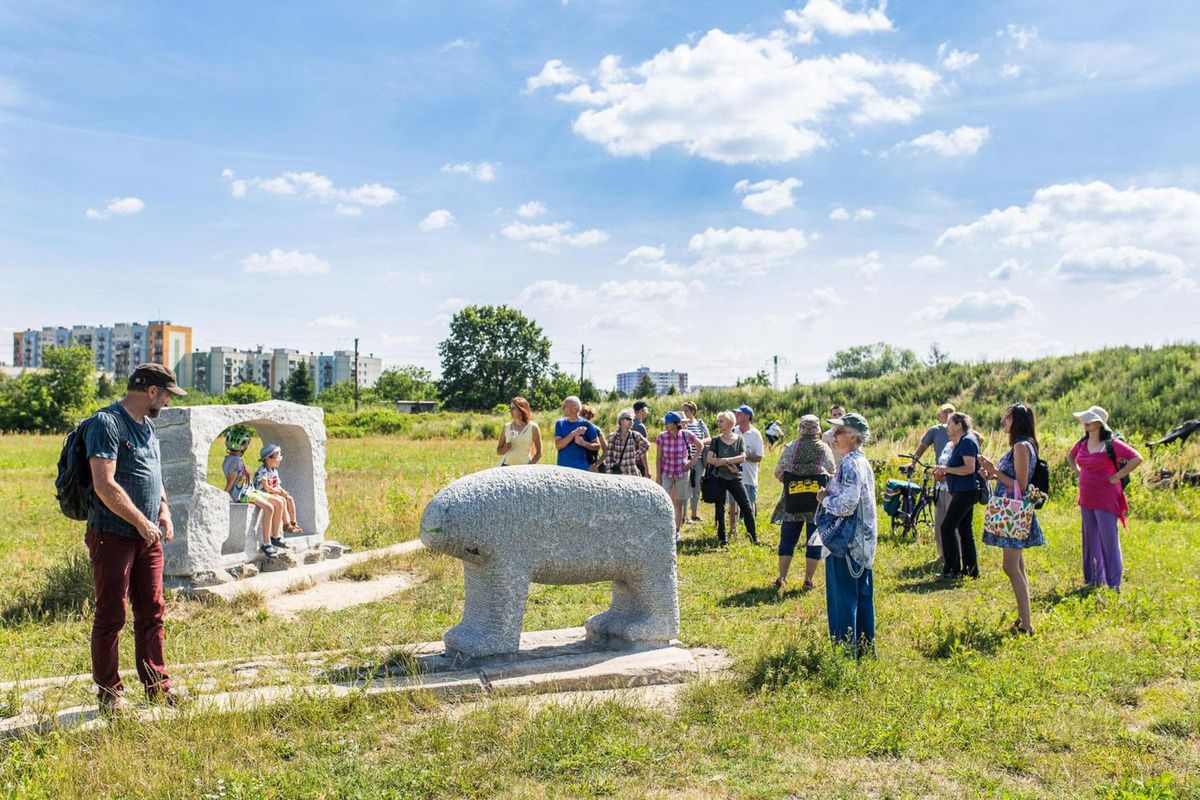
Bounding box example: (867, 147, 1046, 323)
(2, 1, 1199, 387)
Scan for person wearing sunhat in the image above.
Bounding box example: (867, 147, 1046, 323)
(1068, 405, 1144, 591)
(83, 363, 187, 714)
(815, 412, 878, 656)
(655, 411, 703, 537)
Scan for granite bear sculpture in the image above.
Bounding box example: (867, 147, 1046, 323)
(419, 465, 680, 658)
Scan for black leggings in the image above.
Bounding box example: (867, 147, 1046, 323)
(714, 476, 757, 543)
(940, 490, 979, 577)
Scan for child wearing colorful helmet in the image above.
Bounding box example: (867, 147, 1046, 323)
(254, 444, 303, 534)
(221, 427, 289, 558)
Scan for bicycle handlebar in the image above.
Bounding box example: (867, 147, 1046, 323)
(896, 454, 933, 469)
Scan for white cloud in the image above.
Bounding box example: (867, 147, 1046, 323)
(441, 161, 498, 183)
(516, 201, 547, 218)
(910, 254, 945, 271)
(688, 226, 808, 275)
(438, 296, 469, 312)
(917, 289, 1034, 324)
(837, 250, 883, 278)
(619, 245, 686, 277)
(85, 196, 145, 219)
(829, 207, 851, 220)
(785, 0, 894, 44)
(904, 125, 990, 157)
(384, 270, 433, 287)
(988, 258, 1026, 280)
(222, 169, 399, 213)
(513, 279, 585, 307)
(855, 208, 876, 220)
(312, 314, 356, 328)
(999, 64, 1023, 79)
(998, 24, 1039, 51)
(734, 178, 803, 215)
(441, 38, 477, 52)
(380, 333, 421, 346)
(525, 59, 582, 92)
(241, 249, 330, 276)
(419, 209, 457, 231)
(937, 43, 980, 71)
(501, 220, 609, 251)
(530, 26, 938, 164)
(1053, 246, 1187, 283)
(811, 286, 845, 307)
(939, 181, 1200, 291)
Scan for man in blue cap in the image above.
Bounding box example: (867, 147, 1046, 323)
(728, 404, 764, 538)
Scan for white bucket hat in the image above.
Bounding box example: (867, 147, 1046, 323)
(1073, 405, 1109, 426)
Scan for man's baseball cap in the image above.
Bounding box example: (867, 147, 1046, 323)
(128, 363, 186, 396)
(633, 401, 650, 411)
(735, 404, 754, 419)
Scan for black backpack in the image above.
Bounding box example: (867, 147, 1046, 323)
(55, 418, 95, 520)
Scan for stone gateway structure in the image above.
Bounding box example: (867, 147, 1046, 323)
(420, 465, 681, 658)
(156, 401, 329, 586)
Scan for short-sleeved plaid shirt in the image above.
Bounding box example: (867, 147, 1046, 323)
(603, 430, 650, 475)
(655, 429, 700, 478)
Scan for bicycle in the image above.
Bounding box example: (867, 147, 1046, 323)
(884, 454, 937, 542)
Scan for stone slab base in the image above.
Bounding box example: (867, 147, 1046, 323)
(0, 628, 712, 740)
(174, 540, 424, 601)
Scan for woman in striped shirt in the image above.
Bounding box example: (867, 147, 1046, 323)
(682, 401, 711, 523)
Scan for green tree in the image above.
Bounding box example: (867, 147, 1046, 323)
(826, 342, 920, 380)
(605, 388, 621, 402)
(315, 379, 378, 409)
(283, 361, 316, 404)
(530, 367, 580, 411)
(96, 373, 117, 400)
(634, 373, 657, 398)
(374, 365, 438, 403)
(579, 378, 600, 404)
(736, 369, 771, 388)
(438, 305, 552, 411)
(667, 385, 678, 396)
(924, 342, 951, 368)
(0, 346, 95, 432)
(222, 382, 271, 405)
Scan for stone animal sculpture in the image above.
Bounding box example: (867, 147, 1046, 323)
(420, 465, 680, 658)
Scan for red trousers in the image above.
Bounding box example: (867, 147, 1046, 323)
(85, 528, 171, 698)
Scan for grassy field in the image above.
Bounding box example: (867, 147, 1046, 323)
(1, 431, 1199, 799)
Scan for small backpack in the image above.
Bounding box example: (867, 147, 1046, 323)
(55, 418, 95, 520)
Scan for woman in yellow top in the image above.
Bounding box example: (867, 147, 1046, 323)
(497, 396, 542, 465)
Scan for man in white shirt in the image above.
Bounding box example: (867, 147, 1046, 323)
(823, 403, 847, 468)
(728, 404, 764, 539)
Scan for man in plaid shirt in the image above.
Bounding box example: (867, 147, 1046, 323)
(656, 411, 701, 538)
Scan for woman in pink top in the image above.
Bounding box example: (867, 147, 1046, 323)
(1067, 405, 1144, 591)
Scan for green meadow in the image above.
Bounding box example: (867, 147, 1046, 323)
(1, 423, 1198, 799)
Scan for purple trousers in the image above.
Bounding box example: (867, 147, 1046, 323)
(1081, 508, 1122, 590)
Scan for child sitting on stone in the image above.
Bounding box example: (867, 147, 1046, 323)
(221, 428, 289, 558)
(254, 444, 303, 534)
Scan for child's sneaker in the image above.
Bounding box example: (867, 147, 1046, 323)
(260, 542, 279, 559)
(270, 536, 290, 550)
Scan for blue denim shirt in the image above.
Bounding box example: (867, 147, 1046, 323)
(84, 401, 163, 539)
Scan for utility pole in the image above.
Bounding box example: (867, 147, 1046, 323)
(773, 354, 780, 390)
(579, 344, 589, 395)
(353, 337, 360, 412)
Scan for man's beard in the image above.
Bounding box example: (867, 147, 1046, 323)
(147, 405, 163, 419)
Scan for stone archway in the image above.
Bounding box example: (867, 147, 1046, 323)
(156, 400, 329, 585)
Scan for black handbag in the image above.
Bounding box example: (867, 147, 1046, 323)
(598, 431, 632, 474)
(700, 441, 725, 503)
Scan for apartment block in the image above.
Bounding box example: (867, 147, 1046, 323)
(12, 320, 191, 378)
(616, 366, 689, 396)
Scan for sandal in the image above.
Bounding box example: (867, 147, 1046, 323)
(773, 577, 786, 593)
(283, 523, 303, 533)
(801, 579, 814, 593)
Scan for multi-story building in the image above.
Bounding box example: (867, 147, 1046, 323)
(12, 321, 190, 378)
(616, 366, 689, 396)
(176, 346, 382, 395)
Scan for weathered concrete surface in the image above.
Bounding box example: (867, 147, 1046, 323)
(155, 401, 329, 584)
(420, 465, 680, 658)
(0, 628, 709, 740)
(265, 573, 416, 619)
